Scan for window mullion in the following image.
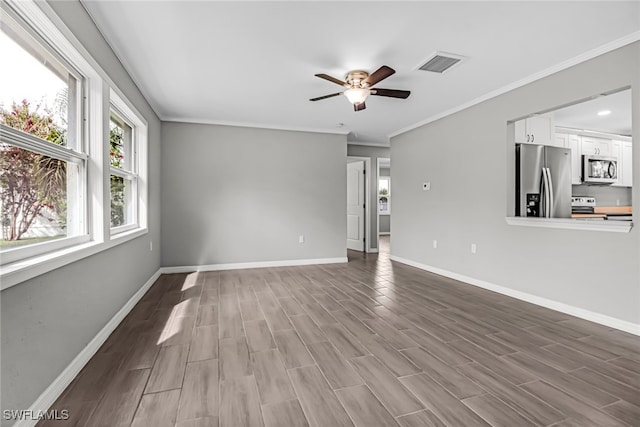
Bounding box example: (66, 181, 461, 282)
(0, 124, 87, 163)
(109, 166, 136, 180)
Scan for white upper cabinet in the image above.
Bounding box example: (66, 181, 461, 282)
(515, 116, 553, 146)
(581, 136, 612, 156)
(566, 134, 582, 185)
(612, 140, 633, 187)
(621, 141, 633, 187)
(556, 132, 585, 184)
(555, 133, 568, 147)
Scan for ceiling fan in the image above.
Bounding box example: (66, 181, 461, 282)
(310, 65, 410, 112)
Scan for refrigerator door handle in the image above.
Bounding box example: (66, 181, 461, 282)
(546, 167, 554, 218)
(540, 168, 552, 218)
(544, 168, 550, 217)
(539, 168, 547, 217)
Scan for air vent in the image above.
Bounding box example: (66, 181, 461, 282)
(418, 51, 465, 74)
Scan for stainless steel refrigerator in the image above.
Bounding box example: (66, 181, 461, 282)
(516, 144, 571, 218)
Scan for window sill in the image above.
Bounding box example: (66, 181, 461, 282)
(0, 228, 148, 291)
(505, 217, 633, 233)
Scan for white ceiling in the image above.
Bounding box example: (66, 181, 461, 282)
(553, 89, 632, 136)
(81, 1, 640, 146)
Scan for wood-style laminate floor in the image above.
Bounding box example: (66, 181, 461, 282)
(41, 237, 640, 426)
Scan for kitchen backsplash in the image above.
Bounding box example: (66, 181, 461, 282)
(572, 185, 632, 206)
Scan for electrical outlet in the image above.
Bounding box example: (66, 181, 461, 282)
(299, 235, 305, 243)
(471, 243, 477, 254)
(422, 182, 431, 191)
(433, 240, 437, 249)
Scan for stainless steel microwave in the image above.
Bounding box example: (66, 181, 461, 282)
(582, 155, 617, 184)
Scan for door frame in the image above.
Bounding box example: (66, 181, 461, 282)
(347, 156, 372, 253)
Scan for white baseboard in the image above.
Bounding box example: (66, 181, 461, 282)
(367, 248, 379, 253)
(15, 269, 162, 427)
(390, 255, 640, 336)
(379, 232, 390, 236)
(160, 257, 348, 274)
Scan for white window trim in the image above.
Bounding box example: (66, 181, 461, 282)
(109, 88, 148, 236)
(0, 127, 89, 260)
(0, 0, 149, 290)
(0, 125, 88, 163)
(1, 227, 148, 290)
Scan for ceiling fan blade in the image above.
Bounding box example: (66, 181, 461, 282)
(371, 88, 411, 99)
(364, 65, 395, 87)
(309, 92, 343, 101)
(354, 102, 366, 112)
(315, 73, 348, 87)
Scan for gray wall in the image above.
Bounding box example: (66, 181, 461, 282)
(347, 144, 390, 250)
(391, 42, 640, 325)
(380, 215, 391, 233)
(161, 123, 347, 266)
(1, 1, 162, 419)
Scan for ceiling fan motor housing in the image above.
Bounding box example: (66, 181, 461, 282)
(345, 70, 370, 88)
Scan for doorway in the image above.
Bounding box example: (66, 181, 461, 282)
(377, 157, 391, 247)
(346, 157, 371, 252)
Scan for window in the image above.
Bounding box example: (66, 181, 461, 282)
(0, 10, 87, 263)
(109, 112, 135, 230)
(0, 0, 148, 289)
(109, 89, 148, 236)
(378, 177, 390, 214)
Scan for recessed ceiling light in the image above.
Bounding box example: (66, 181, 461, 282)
(597, 110, 611, 116)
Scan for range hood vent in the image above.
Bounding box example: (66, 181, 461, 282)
(418, 52, 465, 74)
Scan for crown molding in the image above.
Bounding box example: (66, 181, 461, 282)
(347, 141, 390, 148)
(161, 116, 350, 136)
(389, 31, 640, 139)
(80, 0, 165, 121)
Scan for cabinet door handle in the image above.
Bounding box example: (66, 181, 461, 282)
(532, 134, 535, 142)
(526, 134, 530, 142)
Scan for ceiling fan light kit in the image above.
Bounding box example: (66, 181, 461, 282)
(344, 88, 370, 105)
(310, 65, 410, 112)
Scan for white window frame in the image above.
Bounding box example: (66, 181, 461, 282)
(109, 88, 148, 237)
(0, 126, 89, 264)
(0, 0, 148, 290)
(0, 4, 91, 264)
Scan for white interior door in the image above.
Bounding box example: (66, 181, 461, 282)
(347, 161, 365, 251)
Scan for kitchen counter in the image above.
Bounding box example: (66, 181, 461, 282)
(593, 206, 632, 214)
(571, 206, 631, 220)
